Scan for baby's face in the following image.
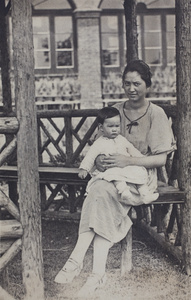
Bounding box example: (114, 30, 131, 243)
(101, 115, 121, 139)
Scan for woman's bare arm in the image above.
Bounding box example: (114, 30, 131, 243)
(96, 152, 167, 171)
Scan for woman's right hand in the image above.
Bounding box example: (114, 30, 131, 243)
(95, 154, 107, 172)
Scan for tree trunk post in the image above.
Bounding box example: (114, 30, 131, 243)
(123, 0, 138, 63)
(176, 0, 191, 275)
(0, 0, 12, 114)
(11, 0, 44, 298)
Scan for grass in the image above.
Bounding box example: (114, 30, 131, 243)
(3, 220, 191, 300)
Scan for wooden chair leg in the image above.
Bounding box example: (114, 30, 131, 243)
(120, 227, 132, 276)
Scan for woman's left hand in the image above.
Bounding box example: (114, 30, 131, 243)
(102, 154, 131, 169)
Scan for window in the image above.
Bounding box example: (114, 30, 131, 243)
(166, 15, 175, 65)
(101, 16, 119, 67)
(137, 12, 175, 67)
(137, 15, 162, 66)
(144, 15, 162, 65)
(55, 16, 73, 68)
(33, 17, 50, 69)
(32, 15, 74, 72)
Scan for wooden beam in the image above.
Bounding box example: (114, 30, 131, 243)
(0, 0, 12, 114)
(0, 118, 19, 134)
(176, 0, 191, 275)
(12, 0, 44, 299)
(0, 238, 22, 273)
(0, 187, 20, 221)
(0, 220, 22, 238)
(139, 220, 182, 263)
(120, 227, 132, 276)
(0, 137, 17, 166)
(0, 240, 15, 255)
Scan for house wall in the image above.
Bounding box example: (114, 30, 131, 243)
(75, 10, 102, 108)
(0, 1, 176, 110)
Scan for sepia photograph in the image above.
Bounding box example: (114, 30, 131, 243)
(0, 0, 191, 299)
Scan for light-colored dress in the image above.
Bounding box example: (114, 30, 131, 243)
(79, 101, 176, 243)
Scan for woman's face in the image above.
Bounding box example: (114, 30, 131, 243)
(123, 71, 149, 102)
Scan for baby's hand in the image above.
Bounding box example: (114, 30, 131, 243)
(78, 169, 88, 179)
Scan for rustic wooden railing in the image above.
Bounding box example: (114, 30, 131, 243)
(0, 116, 22, 299)
(0, 105, 185, 270)
(36, 109, 98, 215)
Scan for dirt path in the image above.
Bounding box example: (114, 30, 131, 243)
(8, 220, 191, 300)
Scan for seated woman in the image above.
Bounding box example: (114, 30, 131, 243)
(54, 60, 175, 298)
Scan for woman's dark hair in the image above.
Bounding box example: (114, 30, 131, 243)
(97, 106, 120, 125)
(122, 59, 152, 88)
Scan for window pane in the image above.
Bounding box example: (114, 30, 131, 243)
(144, 15, 162, 65)
(55, 16, 72, 33)
(167, 32, 175, 48)
(102, 50, 119, 66)
(101, 16, 118, 32)
(33, 35, 49, 49)
(145, 32, 161, 47)
(34, 51, 50, 68)
(145, 49, 162, 65)
(56, 34, 72, 49)
(166, 15, 175, 31)
(144, 16, 160, 30)
(55, 16, 73, 68)
(101, 16, 119, 67)
(56, 51, 72, 67)
(33, 17, 49, 33)
(33, 17, 50, 69)
(166, 15, 175, 65)
(101, 34, 118, 49)
(167, 49, 175, 65)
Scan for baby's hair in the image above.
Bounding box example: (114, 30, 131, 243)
(122, 59, 152, 88)
(97, 106, 120, 125)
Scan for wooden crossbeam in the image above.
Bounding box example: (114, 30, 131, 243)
(0, 117, 19, 134)
(0, 137, 17, 166)
(0, 238, 22, 273)
(0, 220, 23, 239)
(0, 188, 20, 221)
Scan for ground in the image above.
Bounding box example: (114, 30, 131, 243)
(4, 220, 191, 300)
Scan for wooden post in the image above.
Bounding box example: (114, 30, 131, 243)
(123, 0, 138, 63)
(176, 0, 191, 275)
(65, 116, 73, 166)
(11, 0, 44, 299)
(120, 227, 132, 276)
(120, 0, 138, 274)
(0, 0, 12, 114)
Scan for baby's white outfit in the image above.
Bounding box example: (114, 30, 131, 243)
(80, 135, 149, 192)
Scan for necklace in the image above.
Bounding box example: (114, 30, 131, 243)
(123, 101, 150, 133)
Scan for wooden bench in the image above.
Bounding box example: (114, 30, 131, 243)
(0, 164, 185, 274)
(0, 105, 186, 275)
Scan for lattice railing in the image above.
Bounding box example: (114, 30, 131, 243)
(37, 109, 99, 167)
(37, 109, 99, 214)
(0, 117, 22, 299)
(0, 107, 184, 255)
